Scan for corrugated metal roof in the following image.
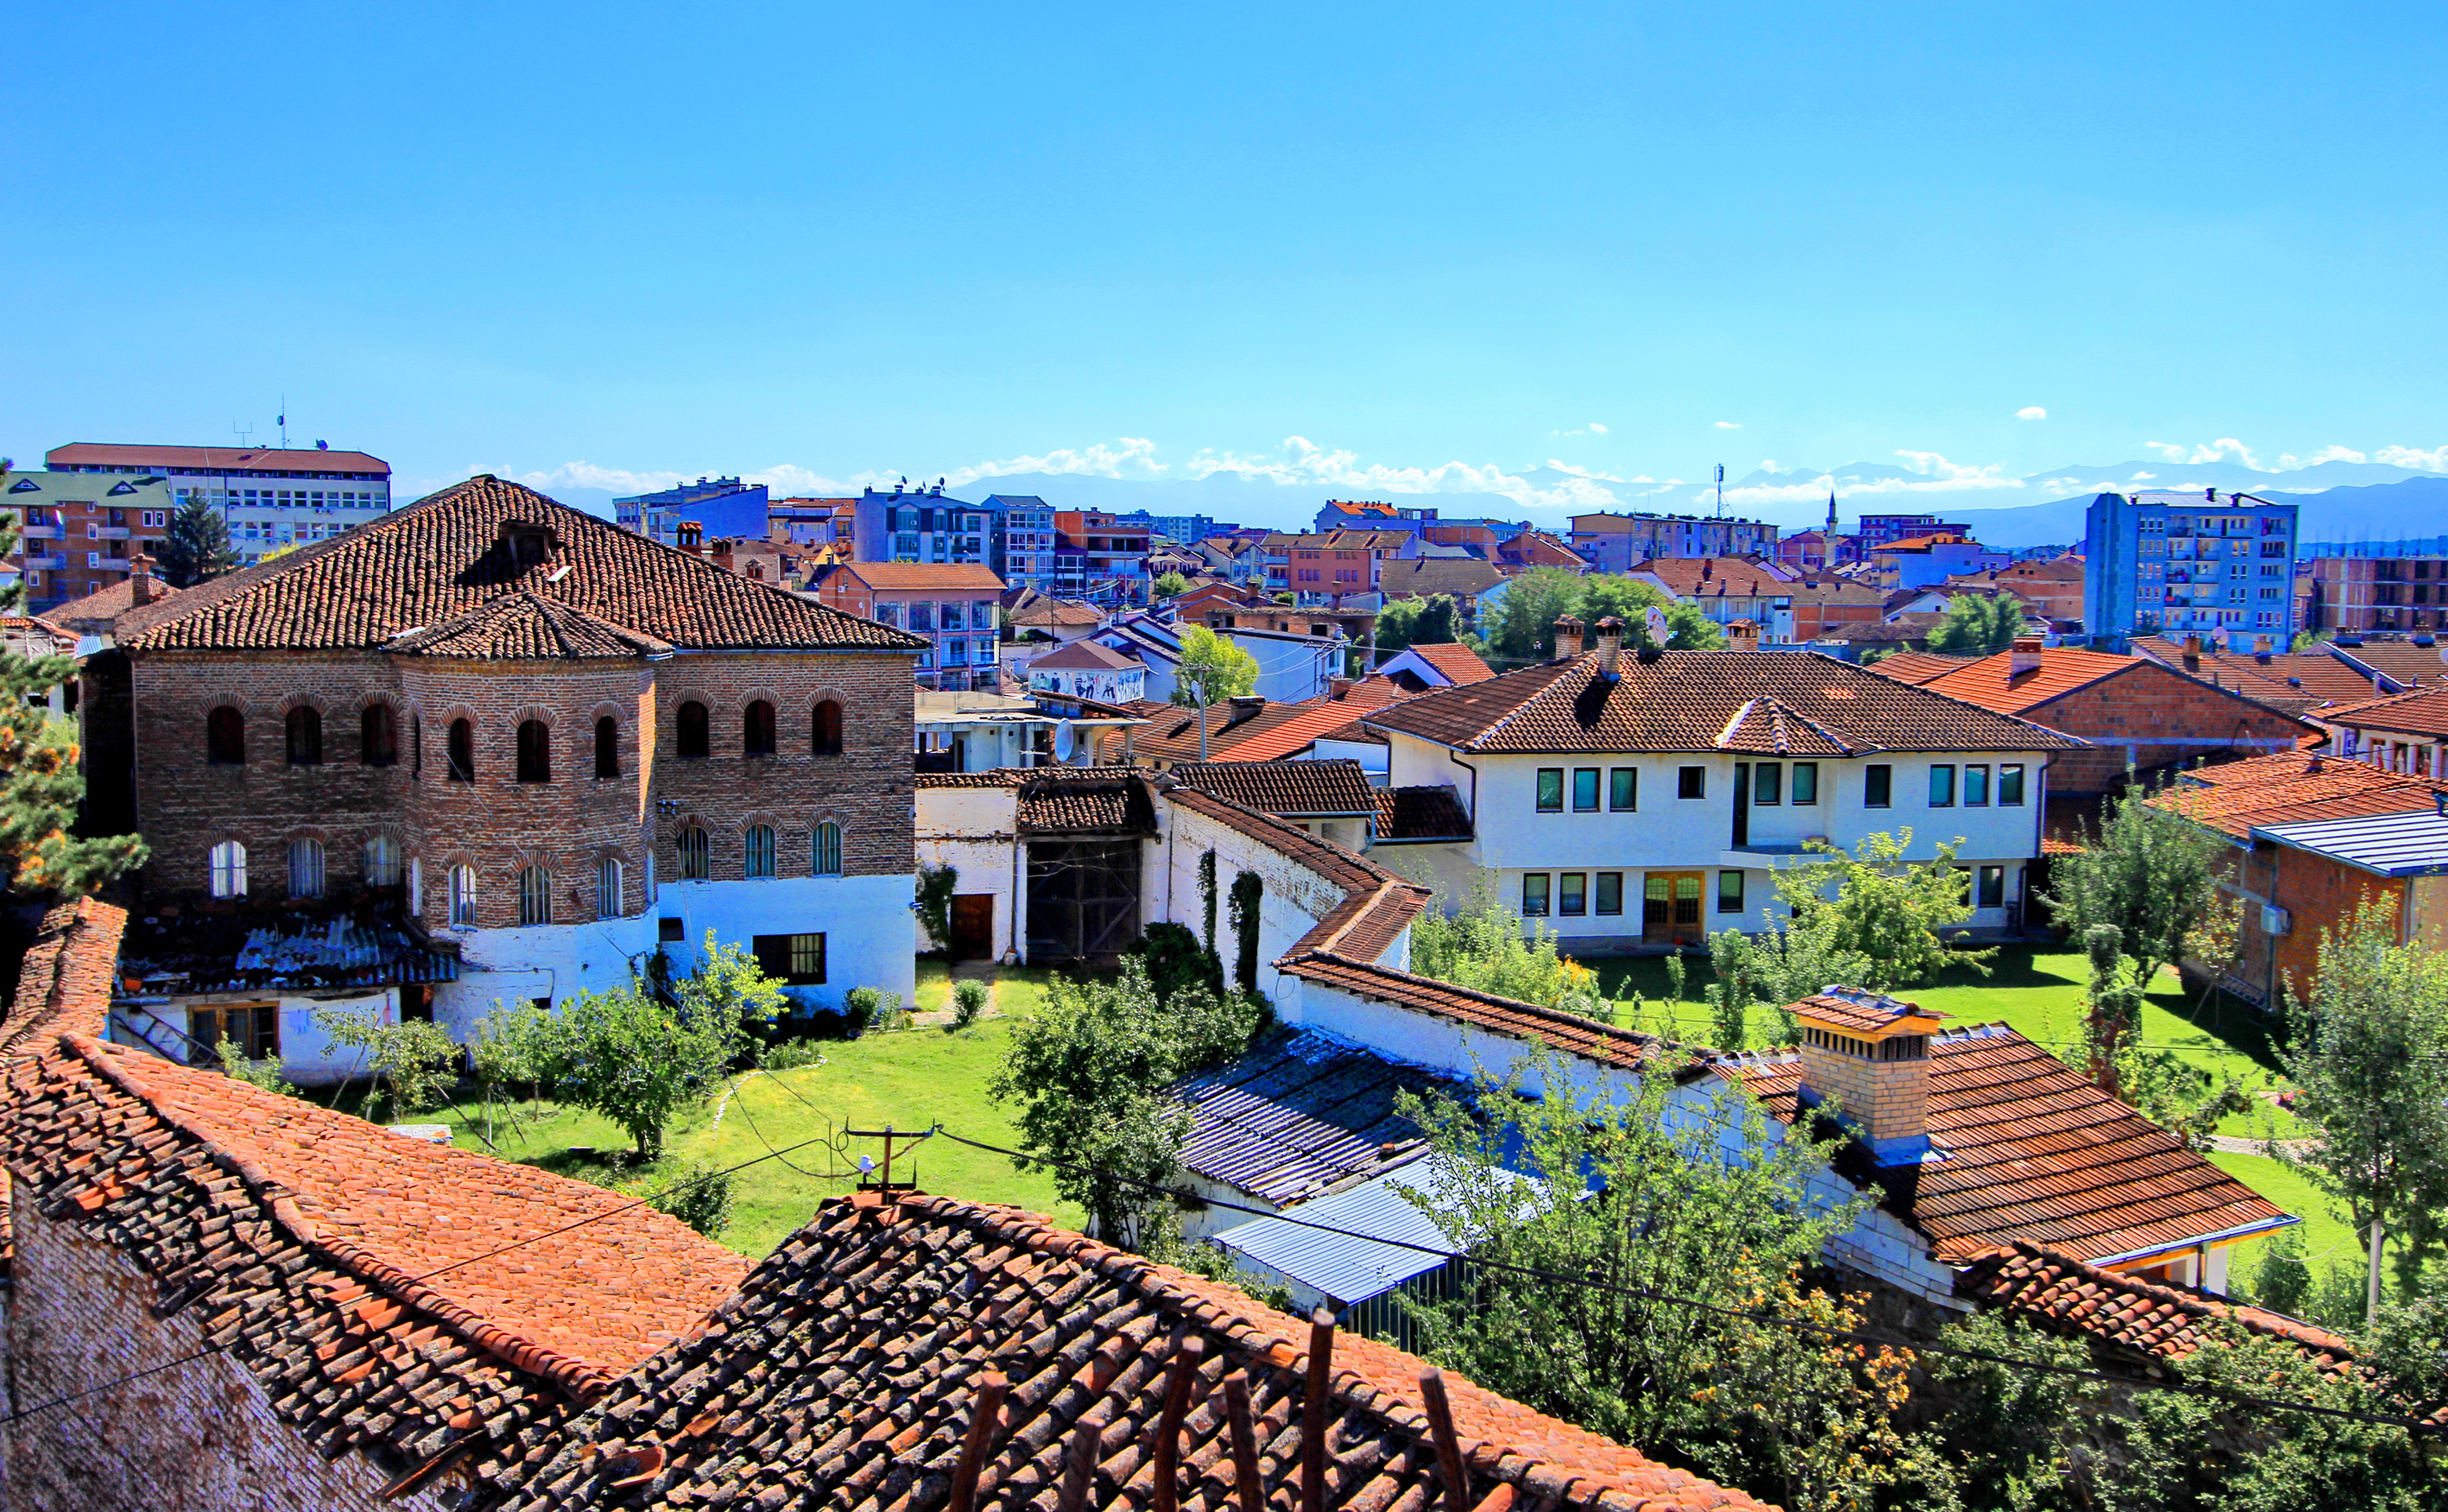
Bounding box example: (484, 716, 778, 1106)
(1210, 1166, 1534, 1306)
(2254, 808, 2448, 876)
(1175, 1028, 1468, 1207)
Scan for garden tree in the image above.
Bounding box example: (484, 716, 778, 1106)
(2078, 923, 2253, 1145)
(1923, 592, 2025, 654)
(155, 496, 240, 586)
(1482, 567, 1587, 661)
(1151, 570, 1191, 598)
(1126, 920, 1222, 1003)
(1701, 927, 1762, 1049)
(1169, 624, 1260, 707)
(1407, 885, 1609, 1019)
(2043, 780, 2234, 996)
(1750, 830, 1987, 995)
(538, 938, 784, 1158)
(1395, 1047, 1910, 1512)
(469, 996, 553, 1143)
(988, 958, 1263, 1249)
(2278, 902, 2448, 1318)
(1482, 568, 1724, 663)
(311, 1003, 459, 1121)
(1372, 593, 1458, 655)
(0, 509, 147, 899)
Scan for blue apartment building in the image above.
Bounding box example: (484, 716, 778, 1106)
(614, 477, 770, 544)
(2084, 490, 2299, 652)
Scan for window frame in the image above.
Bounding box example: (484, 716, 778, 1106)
(363, 835, 402, 888)
(676, 700, 711, 759)
(1977, 864, 2006, 908)
(209, 840, 247, 898)
(1865, 763, 1892, 808)
(1791, 762, 1818, 805)
(1593, 871, 1623, 915)
(447, 864, 478, 926)
(288, 838, 325, 899)
(1558, 871, 1586, 916)
(813, 699, 844, 756)
(1964, 763, 1990, 807)
(812, 820, 843, 876)
(743, 824, 777, 880)
(1677, 766, 1705, 800)
(1997, 763, 2026, 807)
(516, 718, 552, 783)
(207, 707, 245, 767)
(517, 865, 552, 927)
(1753, 762, 1781, 806)
(1535, 769, 1564, 813)
(677, 826, 711, 881)
(743, 699, 777, 758)
(446, 718, 475, 781)
(359, 703, 397, 768)
(598, 857, 623, 920)
(1928, 763, 1957, 807)
(1521, 873, 1550, 917)
(1609, 768, 1636, 812)
(753, 932, 828, 984)
(1572, 769, 1600, 813)
(284, 705, 323, 767)
(1717, 869, 1745, 914)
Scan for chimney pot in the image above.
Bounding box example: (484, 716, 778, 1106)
(1592, 617, 1624, 680)
(1791, 986, 1948, 1165)
(2008, 635, 2042, 676)
(1553, 615, 1585, 659)
(130, 554, 155, 605)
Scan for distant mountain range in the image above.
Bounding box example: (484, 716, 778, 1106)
(528, 455, 2448, 553)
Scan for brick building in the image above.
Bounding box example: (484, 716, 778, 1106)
(87, 476, 925, 1076)
(3, 466, 174, 612)
(2306, 550, 2448, 635)
(808, 560, 1006, 689)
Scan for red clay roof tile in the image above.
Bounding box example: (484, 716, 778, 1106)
(1173, 759, 1378, 816)
(2150, 751, 2447, 840)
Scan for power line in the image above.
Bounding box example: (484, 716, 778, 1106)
(928, 1125, 2444, 1435)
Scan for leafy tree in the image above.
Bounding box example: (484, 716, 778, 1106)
(989, 958, 1262, 1247)
(1771, 829, 1988, 992)
(2044, 780, 2234, 994)
(469, 996, 553, 1142)
(312, 1003, 459, 1121)
(2277, 902, 2448, 1315)
(1395, 1046, 1901, 1511)
(1923, 592, 2024, 654)
(1482, 568, 1724, 663)
(1170, 624, 1260, 707)
(537, 939, 781, 1158)
(0, 509, 146, 898)
(1409, 885, 1608, 1019)
(210, 1027, 298, 1098)
(155, 497, 240, 587)
(1127, 920, 1221, 1003)
(1373, 593, 1459, 655)
(1152, 570, 1191, 598)
(1483, 567, 1591, 661)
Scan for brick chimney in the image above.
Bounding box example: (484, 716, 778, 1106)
(1224, 694, 1267, 724)
(2008, 635, 2042, 677)
(2181, 632, 2201, 672)
(2253, 635, 2274, 662)
(678, 522, 704, 554)
(1592, 617, 1623, 680)
(129, 553, 155, 606)
(1725, 618, 1761, 652)
(1553, 616, 1585, 659)
(1792, 987, 1951, 1166)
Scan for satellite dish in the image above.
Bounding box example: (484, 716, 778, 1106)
(1052, 721, 1077, 762)
(1644, 605, 1672, 647)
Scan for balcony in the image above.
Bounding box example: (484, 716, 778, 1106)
(90, 526, 130, 540)
(19, 554, 64, 572)
(17, 525, 60, 540)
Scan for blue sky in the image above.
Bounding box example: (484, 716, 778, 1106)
(7, 3, 2447, 520)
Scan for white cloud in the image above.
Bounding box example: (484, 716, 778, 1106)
(2129, 471, 2156, 481)
(1176, 436, 1623, 509)
(1590, 422, 1608, 434)
(934, 437, 1167, 488)
(2375, 445, 2448, 471)
(2140, 438, 2270, 470)
(1551, 421, 1609, 437)
(2274, 445, 2367, 469)
(2143, 441, 2185, 461)
(1714, 421, 1742, 429)
(1893, 450, 2017, 484)
(2016, 406, 2047, 421)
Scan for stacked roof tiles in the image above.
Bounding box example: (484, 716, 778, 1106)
(0, 897, 125, 1053)
(2152, 751, 2448, 840)
(1171, 759, 1378, 818)
(490, 1192, 1773, 1512)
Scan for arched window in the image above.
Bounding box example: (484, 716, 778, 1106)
(364, 835, 402, 887)
(207, 707, 245, 766)
(447, 718, 474, 781)
(209, 840, 247, 897)
(597, 857, 623, 920)
(288, 838, 325, 899)
(812, 821, 842, 876)
(447, 865, 478, 925)
(813, 699, 844, 757)
(743, 824, 775, 879)
(516, 718, 550, 782)
(677, 700, 710, 759)
(746, 561, 764, 580)
(360, 703, 397, 767)
(743, 700, 776, 757)
(285, 706, 323, 766)
(594, 716, 618, 778)
(518, 866, 552, 927)
(677, 826, 710, 880)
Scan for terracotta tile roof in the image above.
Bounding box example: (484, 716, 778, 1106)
(1173, 759, 1378, 816)
(2130, 637, 2385, 706)
(830, 561, 1007, 592)
(2149, 751, 2447, 840)
(1009, 597, 1105, 628)
(1028, 637, 1140, 671)
(1730, 1025, 2291, 1264)
(0, 898, 124, 1054)
(1177, 1027, 1466, 1206)
(1863, 650, 1977, 686)
(1954, 1241, 2444, 1423)
(1166, 788, 1392, 895)
(1132, 699, 1340, 764)
(493, 1191, 1771, 1512)
(47, 441, 389, 473)
(386, 591, 675, 660)
(2328, 639, 2448, 692)
(1364, 649, 2084, 756)
(41, 574, 184, 634)
(1277, 952, 1666, 1072)
(2318, 683, 2448, 738)
(915, 769, 1029, 788)
(1916, 648, 2262, 718)
(1015, 769, 1159, 833)
(1630, 557, 1795, 596)
(117, 476, 927, 654)
(1402, 641, 1497, 684)
(1373, 784, 1476, 841)
(1787, 989, 1949, 1037)
(0, 1035, 745, 1494)
(1380, 558, 1508, 598)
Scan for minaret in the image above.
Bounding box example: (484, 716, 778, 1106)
(1825, 490, 1838, 534)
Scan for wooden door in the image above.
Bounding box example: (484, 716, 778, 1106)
(1644, 872, 1704, 946)
(949, 894, 995, 962)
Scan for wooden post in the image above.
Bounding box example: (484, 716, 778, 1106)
(1224, 1371, 1264, 1512)
(1056, 1414, 1102, 1512)
(1302, 1309, 1336, 1512)
(1151, 1335, 1206, 1512)
(946, 1370, 1006, 1512)
(1418, 1367, 1469, 1510)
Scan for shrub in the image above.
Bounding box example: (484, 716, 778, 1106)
(645, 1161, 734, 1237)
(1129, 920, 1222, 1004)
(950, 978, 990, 1030)
(2244, 1226, 2312, 1316)
(843, 986, 896, 1035)
(764, 1040, 827, 1071)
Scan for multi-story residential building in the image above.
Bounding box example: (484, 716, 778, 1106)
(1026, 638, 1148, 704)
(982, 494, 1058, 590)
(810, 561, 1005, 691)
(1626, 557, 1799, 642)
(767, 496, 857, 553)
(2084, 490, 2299, 652)
(43, 441, 391, 567)
(1861, 534, 2008, 591)
(1106, 508, 1234, 545)
(1943, 554, 2087, 626)
(3, 468, 174, 611)
(1312, 499, 1438, 533)
(1566, 511, 1778, 571)
(1359, 617, 2081, 946)
(613, 475, 769, 543)
(1050, 510, 1151, 604)
(1855, 512, 1970, 549)
(84, 475, 927, 1080)
(847, 483, 993, 568)
(2306, 548, 2448, 636)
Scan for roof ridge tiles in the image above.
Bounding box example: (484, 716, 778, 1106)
(53, 1033, 623, 1401)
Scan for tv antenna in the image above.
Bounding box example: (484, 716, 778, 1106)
(277, 395, 288, 449)
(231, 420, 253, 448)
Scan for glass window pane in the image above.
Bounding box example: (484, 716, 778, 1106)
(1594, 872, 1623, 914)
(1678, 766, 1705, 800)
(1572, 769, 1599, 812)
(1754, 764, 1781, 806)
(1717, 870, 1744, 914)
(1536, 769, 1563, 813)
(1865, 764, 1891, 807)
(1998, 764, 2026, 806)
(1559, 873, 1585, 915)
(1964, 764, 1990, 807)
(1928, 764, 1956, 807)
(1521, 874, 1549, 916)
(1790, 762, 1817, 804)
(1610, 769, 1636, 811)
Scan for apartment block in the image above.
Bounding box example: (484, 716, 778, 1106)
(2306, 549, 2448, 636)
(2084, 490, 2298, 652)
(44, 441, 389, 567)
(3, 469, 174, 611)
(612, 475, 769, 543)
(1566, 510, 1778, 571)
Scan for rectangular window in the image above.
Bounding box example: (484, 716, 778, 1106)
(1609, 768, 1636, 811)
(1678, 766, 1705, 800)
(1536, 769, 1564, 813)
(1558, 872, 1586, 916)
(1865, 763, 1892, 807)
(1791, 762, 1818, 804)
(754, 932, 828, 984)
(1717, 870, 1745, 914)
(189, 1002, 279, 1062)
(1977, 865, 2006, 908)
(1594, 872, 1623, 915)
(1964, 763, 1990, 807)
(1521, 874, 1550, 916)
(1572, 769, 1599, 813)
(1754, 763, 1781, 806)
(1998, 763, 2026, 806)
(1928, 764, 1956, 807)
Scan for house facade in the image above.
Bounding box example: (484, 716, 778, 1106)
(809, 560, 1006, 691)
